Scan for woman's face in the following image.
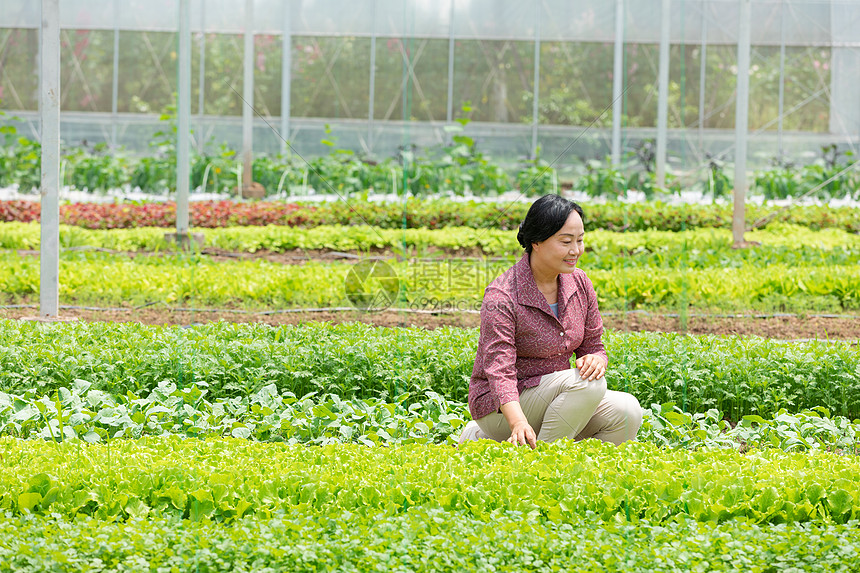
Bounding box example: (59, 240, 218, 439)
(532, 210, 585, 274)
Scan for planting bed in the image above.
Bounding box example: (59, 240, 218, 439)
(1, 195, 858, 572)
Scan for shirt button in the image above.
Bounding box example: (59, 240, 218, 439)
(559, 332, 564, 336)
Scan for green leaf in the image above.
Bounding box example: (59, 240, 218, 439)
(17, 492, 41, 512)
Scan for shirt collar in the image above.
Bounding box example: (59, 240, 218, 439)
(514, 252, 578, 314)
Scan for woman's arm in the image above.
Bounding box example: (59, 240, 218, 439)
(479, 289, 520, 407)
(480, 290, 537, 448)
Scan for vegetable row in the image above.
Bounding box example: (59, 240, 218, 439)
(2, 199, 859, 233)
(1, 222, 858, 267)
(1, 251, 858, 312)
(4, 437, 860, 524)
(1, 320, 858, 419)
(1, 511, 857, 572)
(4, 380, 860, 453)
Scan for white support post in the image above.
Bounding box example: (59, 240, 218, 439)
(39, 0, 60, 318)
(610, 0, 624, 166)
(733, 0, 752, 246)
(368, 0, 376, 152)
(698, 13, 707, 152)
(176, 0, 191, 235)
(280, 2, 291, 155)
(530, 0, 541, 158)
(777, 2, 786, 157)
(446, 0, 455, 123)
(655, 0, 670, 188)
(197, 0, 206, 153)
(242, 0, 254, 194)
(111, 0, 120, 147)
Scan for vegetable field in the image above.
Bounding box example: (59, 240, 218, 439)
(0, 196, 859, 571)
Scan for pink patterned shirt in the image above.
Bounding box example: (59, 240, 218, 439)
(468, 252, 607, 420)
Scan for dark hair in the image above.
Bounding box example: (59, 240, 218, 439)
(516, 195, 584, 254)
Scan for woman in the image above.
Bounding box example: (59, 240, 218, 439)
(459, 195, 641, 448)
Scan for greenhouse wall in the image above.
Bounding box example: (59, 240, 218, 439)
(1, 0, 858, 173)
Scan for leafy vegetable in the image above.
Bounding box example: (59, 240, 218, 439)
(0, 320, 859, 419)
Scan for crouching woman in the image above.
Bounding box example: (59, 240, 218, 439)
(459, 195, 642, 448)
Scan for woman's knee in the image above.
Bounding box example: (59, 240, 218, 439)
(561, 368, 606, 404)
(620, 392, 643, 431)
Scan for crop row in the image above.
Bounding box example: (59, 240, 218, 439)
(1, 511, 858, 572)
(1, 222, 858, 267)
(1, 320, 858, 419)
(2, 199, 859, 233)
(1, 252, 858, 312)
(4, 437, 860, 524)
(4, 380, 860, 453)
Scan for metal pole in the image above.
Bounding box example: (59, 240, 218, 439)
(111, 0, 119, 147)
(280, 2, 291, 155)
(777, 0, 786, 157)
(242, 0, 254, 192)
(176, 0, 191, 234)
(39, 0, 60, 318)
(198, 0, 206, 153)
(446, 0, 455, 123)
(368, 0, 376, 152)
(531, 0, 541, 157)
(611, 0, 624, 166)
(655, 0, 671, 188)
(733, 0, 752, 246)
(698, 12, 706, 153)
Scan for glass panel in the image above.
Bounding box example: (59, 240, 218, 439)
(540, 0, 616, 42)
(60, 29, 114, 113)
(117, 31, 177, 113)
(452, 40, 535, 123)
(294, 0, 373, 36)
(0, 28, 39, 110)
(537, 41, 614, 127)
(0, 0, 39, 28)
(291, 36, 371, 119)
(700, 43, 737, 129)
(453, 0, 535, 40)
(375, 0, 451, 39)
(254, 33, 284, 118)
(373, 38, 448, 122)
(200, 33, 243, 116)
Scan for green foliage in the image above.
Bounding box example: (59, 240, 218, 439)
(1, 511, 858, 572)
(0, 136, 41, 192)
(640, 404, 860, 453)
(128, 109, 177, 193)
(574, 154, 683, 200)
(1, 221, 858, 266)
(754, 147, 860, 201)
(65, 143, 130, 193)
(704, 155, 732, 200)
(516, 147, 557, 196)
(4, 381, 860, 454)
(3, 437, 860, 525)
(0, 382, 465, 446)
(1, 321, 859, 419)
(0, 244, 858, 312)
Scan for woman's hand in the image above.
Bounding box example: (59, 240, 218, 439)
(507, 420, 537, 449)
(575, 354, 607, 381)
(500, 401, 537, 449)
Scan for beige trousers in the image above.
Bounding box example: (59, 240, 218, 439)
(461, 368, 642, 445)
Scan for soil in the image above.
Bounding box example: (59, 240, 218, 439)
(1, 305, 857, 340)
